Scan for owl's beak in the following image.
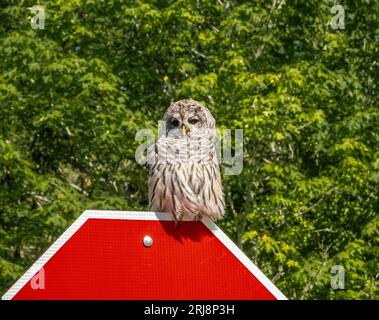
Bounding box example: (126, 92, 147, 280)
(181, 125, 188, 135)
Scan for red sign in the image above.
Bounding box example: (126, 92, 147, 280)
(2, 211, 286, 300)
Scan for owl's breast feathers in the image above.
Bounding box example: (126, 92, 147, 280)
(147, 136, 225, 221)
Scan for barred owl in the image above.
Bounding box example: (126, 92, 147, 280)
(147, 99, 225, 222)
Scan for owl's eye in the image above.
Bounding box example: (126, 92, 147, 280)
(188, 118, 199, 125)
(171, 119, 180, 127)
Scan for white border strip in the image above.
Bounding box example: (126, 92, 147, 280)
(202, 217, 287, 300)
(1, 210, 91, 300)
(2, 210, 287, 300)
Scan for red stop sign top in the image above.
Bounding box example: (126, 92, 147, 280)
(2, 211, 286, 300)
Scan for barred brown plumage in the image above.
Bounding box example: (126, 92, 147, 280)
(147, 99, 225, 222)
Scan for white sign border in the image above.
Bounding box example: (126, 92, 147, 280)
(2, 210, 287, 300)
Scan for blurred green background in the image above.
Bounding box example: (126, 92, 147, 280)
(0, 0, 378, 299)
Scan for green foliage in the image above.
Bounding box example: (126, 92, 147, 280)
(0, 0, 378, 299)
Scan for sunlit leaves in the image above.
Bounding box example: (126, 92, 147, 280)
(0, 0, 378, 299)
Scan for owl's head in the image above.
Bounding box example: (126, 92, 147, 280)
(162, 99, 216, 138)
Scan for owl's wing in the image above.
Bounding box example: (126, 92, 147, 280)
(192, 163, 225, 221)
(146, 142, 158, 177)
(177, 138, 225, 221)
